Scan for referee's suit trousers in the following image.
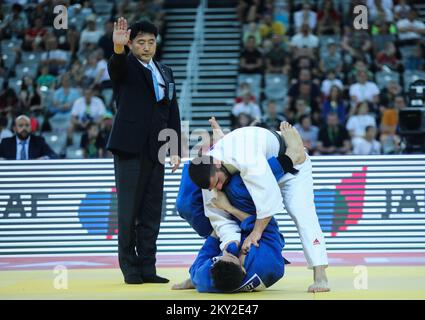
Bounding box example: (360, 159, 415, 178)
(113, 151, 165, 278)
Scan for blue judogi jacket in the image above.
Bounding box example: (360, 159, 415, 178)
(176, 156, 287, 293)
(189, 215, 285, 293)
(176, 157, 285, 236)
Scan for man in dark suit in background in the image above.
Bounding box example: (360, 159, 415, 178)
(107, 18, 182, 284)
(0, 115, 58, 160)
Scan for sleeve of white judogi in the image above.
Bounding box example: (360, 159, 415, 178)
(202, 189, 241, 251)
(239, 155, 285, 220)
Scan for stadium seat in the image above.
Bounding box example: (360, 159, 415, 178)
(403, 70, 425, 92)
(43, 132, 67, 155)
(65, 146, 84, 159)
(6, 78, 22, 93)
(375, 71, 400, 90)
(264, 74, 288, 101)
(14, 64, 38, 79)
(49, 112, 72, 134)
(2, 52, 17, 69)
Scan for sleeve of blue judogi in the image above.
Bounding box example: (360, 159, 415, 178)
(240, 216, 286, 288)
(176, 163, 213, 238)
(225, 156, 286, 216)
(189, 236, 221, 293)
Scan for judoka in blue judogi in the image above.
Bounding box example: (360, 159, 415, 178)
(175, 157, 288, 293)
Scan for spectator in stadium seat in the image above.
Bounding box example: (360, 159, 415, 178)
(380, 95, 405, 136)
(287, 69, 321, 120)
(322, 85, 347, 125)
(405, 43, 425, 71)
(79, 15, 104, 57)
(22, 17, 47, 52)
(36, 65, 57, 89)
(341, 26, 372, 63)
(349, 71, 380, 107)
(240, 35, 263, 74)
(80, 121, 106, 159)
(294, 114, 318, 155)
(127, 0, 157, 25)
(379, 81, 403, 111)
(396, 9, 425, 46)
(394, 0, 411, 21)
(260, 100, 286, 130)
(233, 112, 255, 130)
(0, 115, 57, 160)
(243, 22, 262, 47)
(236, 0, 249, 24)
(265, 34, 290, 74)
(294, 2, 317, 33)
(57, 25, 80, 60)
(235, 82, 257, 104)
(316, 0, 341, 35)
(0, 87, 19, 118)
(346, 102, 377, 146)
(232, 90, 262, 121)
(98, 21, 115, 60)
(289, 23, 319, 57)
(292, 55, 319, 81)
(50, 74, 81, 116)
(0, 3, 28, 40)
(375, 42, 402, 72)
(346, 59, 374, 85)
(320, 70, 343, 98)
(316, 112, 351, 155)
(285, 98, 310, 125)
(259, 13, 285, 39)
(245, 0, 267, 23)
(91, 50, 112, 90)
(67, 87, 106, 146)
(367, 0, 393, 23)
(352, 125, 381, 155)
(320, 39, 343, 74)
(371, 21, 397, 55)
(69, 60, 85, 87)
(40, 36, 68, 76)
(18, 76, 41, 115)
(0, 115, 13, 143)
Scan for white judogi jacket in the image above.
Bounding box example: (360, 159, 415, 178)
(202, 127, 284, 249)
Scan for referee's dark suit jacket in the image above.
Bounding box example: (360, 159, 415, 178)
(107, 51, 182, 279)
(0, 134, 58, 159)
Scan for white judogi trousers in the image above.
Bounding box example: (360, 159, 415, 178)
(278, 153, 328, 268)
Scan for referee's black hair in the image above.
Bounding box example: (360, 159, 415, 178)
(188, 155, 216, 190)
(210, 260, 245, 293)
(129, 20, 158, 40)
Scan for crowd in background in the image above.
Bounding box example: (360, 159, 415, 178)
(233, 0, 425, 155)
(0, 0, 165, 159)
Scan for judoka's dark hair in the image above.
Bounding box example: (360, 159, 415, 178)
(129, 20, 158, 40)
(210, 260, 245, 293)
(188, 155, 216, 189)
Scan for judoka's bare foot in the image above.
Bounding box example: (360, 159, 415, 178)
(171, 278, 195, 290)
(308, 280, 331, 293)
(308, 265, 330, 293)
(279, 121, 306, 165)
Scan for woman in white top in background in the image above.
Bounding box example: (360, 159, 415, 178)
(346, 102, 377, 149)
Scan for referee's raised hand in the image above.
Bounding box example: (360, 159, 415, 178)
(113, 17, 131, 53)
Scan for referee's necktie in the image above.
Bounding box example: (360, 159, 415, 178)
(20, 140, 27, 160)
(146, 64, 160, 101)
